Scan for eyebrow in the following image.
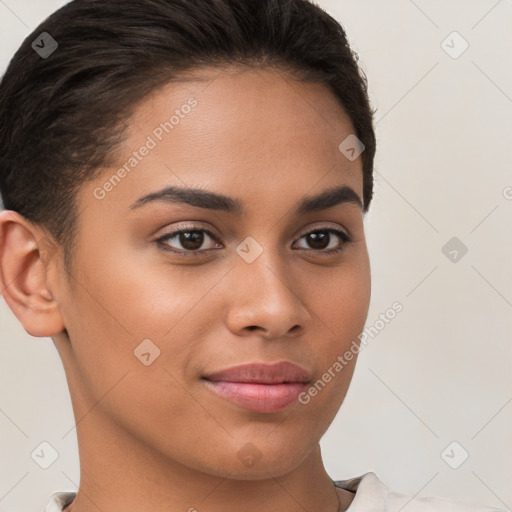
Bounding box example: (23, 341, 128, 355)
(129, 184, 363, 215)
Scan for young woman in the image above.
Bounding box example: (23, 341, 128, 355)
(0, 1, 505, 511)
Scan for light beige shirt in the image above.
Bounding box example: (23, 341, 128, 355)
(42, 472, 507, 512)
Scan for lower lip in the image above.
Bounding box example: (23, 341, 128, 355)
(203, 380, 308, 413)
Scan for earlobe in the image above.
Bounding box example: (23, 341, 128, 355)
(0, 210, 65, 337)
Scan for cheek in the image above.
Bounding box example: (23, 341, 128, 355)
(310, 251, 371, 343)
(323, 274, 371, 344)
(301, 252, 371, 401)
(60, 245, 226, 404)
(59, 251, 220, 458)
(70, 240, 219, 340)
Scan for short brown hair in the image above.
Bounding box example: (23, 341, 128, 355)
(0, 0, 376, 272)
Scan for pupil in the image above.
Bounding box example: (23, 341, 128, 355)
(308, 231, 329, 249)
(181, 231, 203, 250)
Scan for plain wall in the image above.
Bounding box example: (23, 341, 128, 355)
(0, 1, 510, 511)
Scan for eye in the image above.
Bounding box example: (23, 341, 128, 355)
(293, 227, 352, 255)
(155, 225, 352, 258)
(155, 225, 222, 257)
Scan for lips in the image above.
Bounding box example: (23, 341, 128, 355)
(203, 361, 311, 384)
(202, 362, 311, 413)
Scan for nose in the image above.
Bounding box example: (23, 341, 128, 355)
(225, 248, 311, 340)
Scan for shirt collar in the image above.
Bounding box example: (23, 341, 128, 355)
(333, 471, 388, 511)
(42, 491, 76, 512)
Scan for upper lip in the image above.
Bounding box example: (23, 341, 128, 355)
(203, 362, 311, 384)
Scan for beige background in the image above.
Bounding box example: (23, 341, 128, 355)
(0, 1, 511, 511)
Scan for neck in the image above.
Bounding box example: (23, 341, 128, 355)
(61, 413, 353, 512)
(54, 338, 355, 512)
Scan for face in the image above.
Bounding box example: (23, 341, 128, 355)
(49, 66, 371, 479)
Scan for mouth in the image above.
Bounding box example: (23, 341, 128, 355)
(202, 361, 311, 413)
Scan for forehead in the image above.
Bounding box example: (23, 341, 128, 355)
(81, 66, 363, 217)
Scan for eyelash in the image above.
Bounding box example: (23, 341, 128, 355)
(155, 224, 352, 258)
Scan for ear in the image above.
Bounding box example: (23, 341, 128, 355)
(0, 210, 65, 337)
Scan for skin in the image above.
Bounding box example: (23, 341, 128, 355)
(0, 66, 371, 512)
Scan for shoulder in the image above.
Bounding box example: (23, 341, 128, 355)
(333, 472, 507, 512)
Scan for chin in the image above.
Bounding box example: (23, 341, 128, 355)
(195, 438, 315, 481)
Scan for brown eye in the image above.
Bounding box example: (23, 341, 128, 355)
(156, 226, 222, 256)
(155, 225, 351, 258)
(174, 230, 205, 251)
(294, 228, 351, 254)
(305, 231, 330, 250)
